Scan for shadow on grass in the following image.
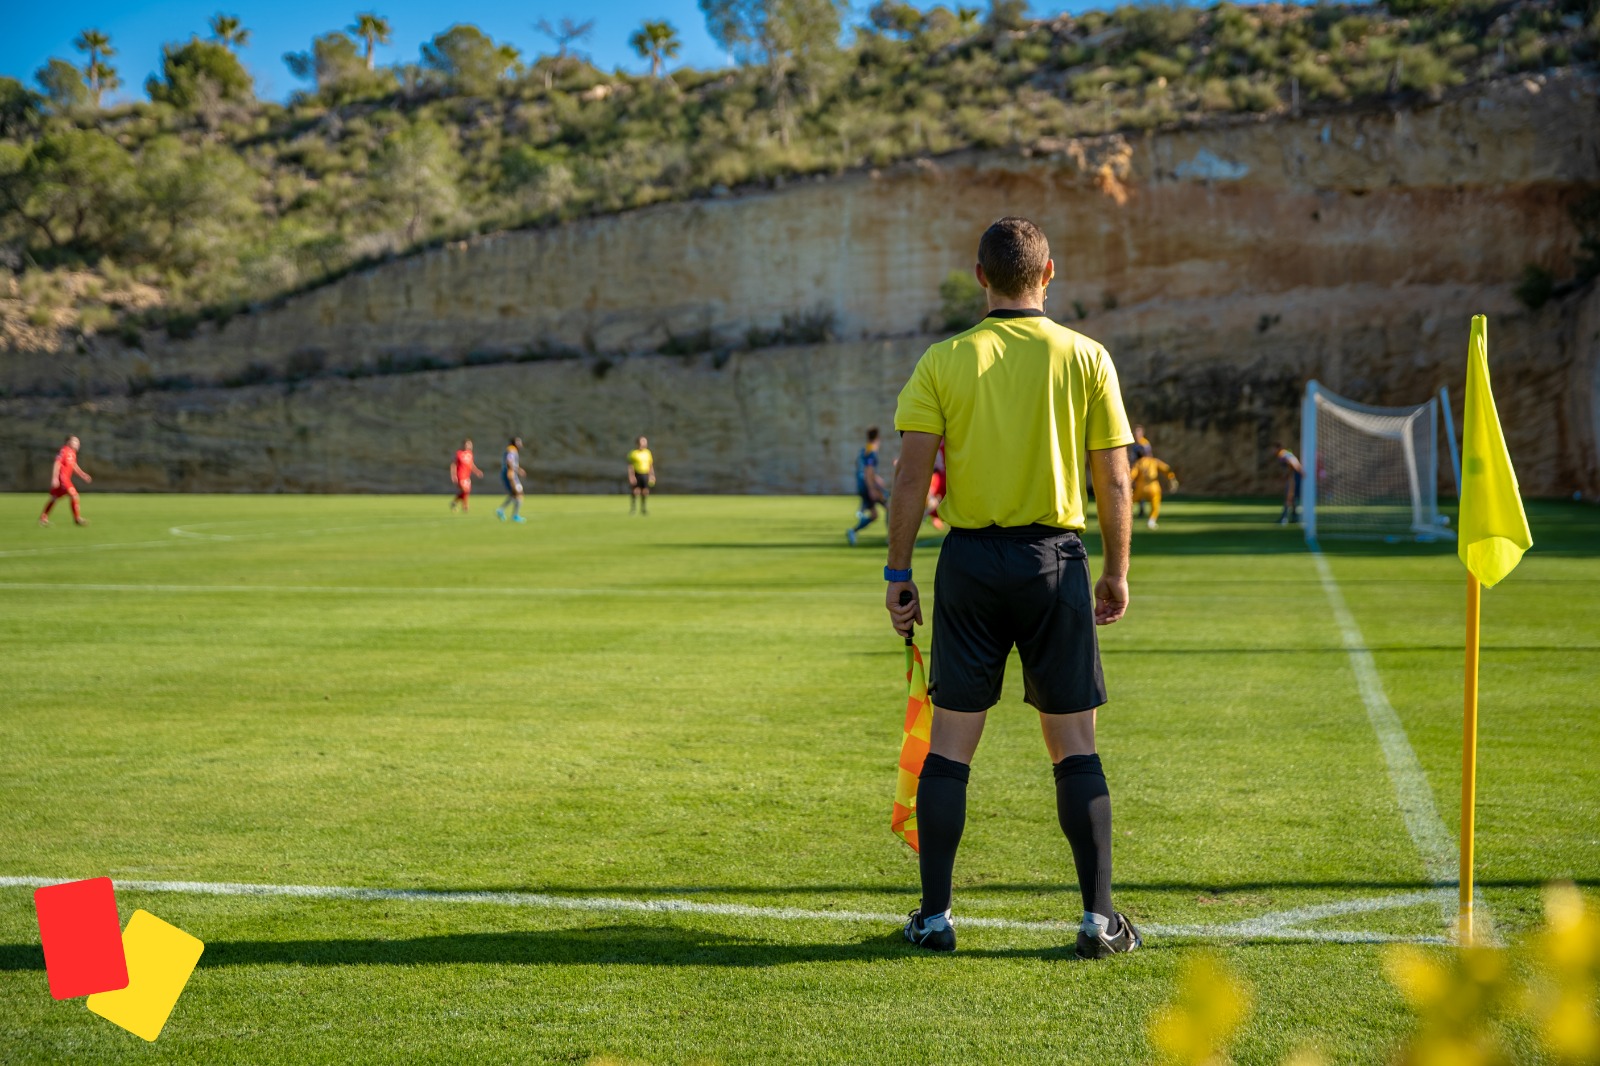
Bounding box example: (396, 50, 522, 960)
(241, 878, 1594, 900)
(0, 926, 1098, 971)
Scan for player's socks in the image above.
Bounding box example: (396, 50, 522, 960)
(852, 511, 874, 532)
(70, 498, 82, 522)
(1054, 753, 1115, 928)
(915, 753, 970, 919)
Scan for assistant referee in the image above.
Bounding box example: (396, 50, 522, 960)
(885, 217, 1140, 960)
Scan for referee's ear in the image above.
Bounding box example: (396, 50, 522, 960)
(1042, 259, 1055, 287)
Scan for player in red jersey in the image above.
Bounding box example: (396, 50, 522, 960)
(39, 435, 91, 527)
(449, 438, 483, 513)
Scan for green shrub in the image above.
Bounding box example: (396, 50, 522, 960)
(1514, 265, 1556, 311)
(939, 270, 986, 332)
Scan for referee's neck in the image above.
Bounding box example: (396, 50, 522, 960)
(986, 291, 1046, 314)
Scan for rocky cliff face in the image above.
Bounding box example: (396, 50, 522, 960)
(3, 72, 1597, 497)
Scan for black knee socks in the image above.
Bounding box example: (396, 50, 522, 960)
(1054, 753, 1114, 919)
(916, 753, 970, 917)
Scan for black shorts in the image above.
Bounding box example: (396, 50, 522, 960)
(630, 470, 651, 489)
(858, 486, 879, 510)
(928, 525, 1106, 715)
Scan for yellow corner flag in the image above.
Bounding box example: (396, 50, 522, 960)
(1456, 314, 1532, 946)
(1457, 315, 1532, 588)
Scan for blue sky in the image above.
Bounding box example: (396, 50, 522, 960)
(3, 1, 1082, 104)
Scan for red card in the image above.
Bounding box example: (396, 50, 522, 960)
(34, 878, 129, 999)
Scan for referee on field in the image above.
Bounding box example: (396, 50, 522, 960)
(886, 217, 1140, 959)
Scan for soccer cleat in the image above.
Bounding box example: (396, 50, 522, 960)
(1075, 912, 1143, 960)
(496, 508, 506, 521)
(903, 909, 956, 953)
(37, 516, 49, 527)
(1147, 517, 1158, 530)
(74, 518, 88, 526)
(512, 514, 526, 523)
(846, 528, 857, 547)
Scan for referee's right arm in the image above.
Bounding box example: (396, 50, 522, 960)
(1088, 447, 1132, 625)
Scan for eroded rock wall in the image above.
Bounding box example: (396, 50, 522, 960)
(3, 282, 1593, 498)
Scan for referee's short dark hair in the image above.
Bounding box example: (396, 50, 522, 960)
(978, 217, 1050, 298)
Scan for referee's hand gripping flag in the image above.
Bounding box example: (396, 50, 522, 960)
(891, 591, 932, 852)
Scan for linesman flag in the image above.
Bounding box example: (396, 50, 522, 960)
(1455, 313, 1532, 946)
(891, 636, 932, 852)
(1458, 315, 1532, 587)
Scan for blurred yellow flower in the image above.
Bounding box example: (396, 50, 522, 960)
(1150, 954, 1252, 1066)
(1383, 943, 1512, 1066)
(1528, 883, 1600, 1064)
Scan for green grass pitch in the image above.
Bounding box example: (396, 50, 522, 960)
(0, 493, 1595, 1064)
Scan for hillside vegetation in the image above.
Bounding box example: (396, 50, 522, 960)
(1, 0, 1595, 352)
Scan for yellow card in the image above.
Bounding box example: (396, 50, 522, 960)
(86, 910, 204, 1042)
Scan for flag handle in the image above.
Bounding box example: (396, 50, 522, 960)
(1460, 573, 1481, 944)
(899, 590, 914, 647)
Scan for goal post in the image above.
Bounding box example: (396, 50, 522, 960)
(1301, 381, 1457, 546)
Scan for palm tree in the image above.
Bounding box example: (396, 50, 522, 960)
(629, 20, 680, 80)
(72, 28, 119, 107)
(209, 14, 252, 51)
(350, 13, 393, 71)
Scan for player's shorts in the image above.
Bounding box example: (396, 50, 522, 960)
(49, 483, 77, 499)
(1292, 471, 1303, 498)
(929, 524, 1106, 715)
(630, 470, 651, 489)
(457, 478, 472, 494)
(502, 473, 521, 494)
(1133, 483, 1161, 501)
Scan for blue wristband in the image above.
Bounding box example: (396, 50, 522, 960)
(884, 567, 913, 582)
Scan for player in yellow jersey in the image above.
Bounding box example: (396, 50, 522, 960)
(1130, 453, 1177, 530)
(627, 436, 656, 515)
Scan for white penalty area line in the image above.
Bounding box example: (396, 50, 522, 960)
(1311, 551, 1495, 944)
(0, 876, 1447, 945)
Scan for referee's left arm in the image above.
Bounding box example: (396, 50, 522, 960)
(885, 431, 941, 637)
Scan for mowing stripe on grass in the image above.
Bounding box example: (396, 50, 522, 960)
(1312, 551, 1494, 942)
(0, 876, 1447, 945)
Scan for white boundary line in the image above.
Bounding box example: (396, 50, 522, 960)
(1312, 551, 1494, 943)
(0, 875, 1447, 945)
(0, 582, 849, 598)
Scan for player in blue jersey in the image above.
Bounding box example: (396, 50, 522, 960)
(496, 437, 528, 523)
(847, 427, 887, 546)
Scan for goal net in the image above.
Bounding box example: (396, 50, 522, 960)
(1301, 381, 1459, 544)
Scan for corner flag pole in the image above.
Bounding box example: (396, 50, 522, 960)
(1454, 313, 1532, 946)
(1460, 573, 1481, 944)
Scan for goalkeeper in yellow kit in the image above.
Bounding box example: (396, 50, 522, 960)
(1130, 454, 1177, 530)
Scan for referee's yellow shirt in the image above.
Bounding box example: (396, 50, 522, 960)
(894, 312, 1133, 531)
(628, 448, 654, 473)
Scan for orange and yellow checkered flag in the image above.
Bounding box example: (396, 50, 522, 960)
(891, 637, 932, 852)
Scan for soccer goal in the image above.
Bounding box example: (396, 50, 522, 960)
(1301, 381, 1461, 545)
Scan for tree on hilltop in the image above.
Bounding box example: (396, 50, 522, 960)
(698, 0, 845, 143)
(72, 29, 121, 108)
(422, 25, 521, 96)
(209, 14, 252, 52)
(535, 17, 595, 89)
(286, 31, 393, 103)
(33, 59, 91, 115)
(630, 20, 682, 79)
(146, 38, 255, 110)
(351, 13, 393, 70)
